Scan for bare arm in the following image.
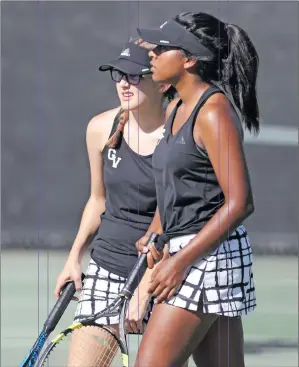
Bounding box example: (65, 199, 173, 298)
(128, 208, 169, 332)
(67, 117, 106, 263)
(175, 97, 254, 269)
(55, 111, 115, 296)
(136, 207, 166, 282)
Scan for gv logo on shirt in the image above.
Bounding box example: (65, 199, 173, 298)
(108, 148, 122, 168)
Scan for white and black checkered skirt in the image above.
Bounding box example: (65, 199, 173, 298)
(74, 259, 154, 326)
(74, 225, 256, 324)
(164, 225, 257, 317)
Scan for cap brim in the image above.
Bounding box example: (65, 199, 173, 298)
(137, 28, 171, 46)
(99, 58, 151, 75)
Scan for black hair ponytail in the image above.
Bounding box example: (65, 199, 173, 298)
(222, 23, 259, 134)
(175, 12, 260, 134)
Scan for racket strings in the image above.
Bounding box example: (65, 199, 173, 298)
(42, 325, 123, 367)
(68, 326, 122, 367)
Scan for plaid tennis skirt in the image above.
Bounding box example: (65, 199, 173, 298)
(74, 225, 256, 324)
(73, 259, 154, 326)
(165, 225, 257, 317)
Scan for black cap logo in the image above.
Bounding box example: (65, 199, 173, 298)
(120, 48, 130, 57)
(160, 21, 168, 29)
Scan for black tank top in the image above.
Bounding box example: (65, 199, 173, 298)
(152, 86, 226, 239)
(91, 112, 157, 277)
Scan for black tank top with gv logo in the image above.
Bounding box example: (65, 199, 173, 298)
(91, 112, 157, 277)
(152, 86, 226, 240)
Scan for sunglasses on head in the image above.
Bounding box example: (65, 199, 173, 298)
(110, 69, 152, 85)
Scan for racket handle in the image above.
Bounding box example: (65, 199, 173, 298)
(121, 233, 168, 299)
(44, 273, 85, 334)
(155, 234, 170, 252)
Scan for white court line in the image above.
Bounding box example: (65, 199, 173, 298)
(244, 125, 298, 146)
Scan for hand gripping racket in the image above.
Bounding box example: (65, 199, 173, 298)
(35, 233, 167, 367)
(20, 273, 86, 367)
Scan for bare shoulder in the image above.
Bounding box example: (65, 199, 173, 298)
(87, 107, 120, 135)
(199, 93, 231, 120)
(165, 97, 180, 121)
(197, 93, 242, 137)
(193, 92, 244, 149)
(86, 107, 120, 151)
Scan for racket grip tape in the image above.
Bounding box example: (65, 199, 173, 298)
(121, 233, 168, 299)
(155, 234, 170, 252)
(44, 273, 85, 334)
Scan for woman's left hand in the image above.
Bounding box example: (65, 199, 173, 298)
(126, 291, 151, 334)
(148, 255, 187, 303)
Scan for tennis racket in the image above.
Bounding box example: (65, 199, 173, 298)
(35, 232, 167, 367)
(20, 273, 86, 367)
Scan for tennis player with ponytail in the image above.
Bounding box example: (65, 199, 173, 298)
(54, 41, 176, 366)
(136, 12, 259, 366)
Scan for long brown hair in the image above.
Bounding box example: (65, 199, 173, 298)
(105, 108, 129, 149)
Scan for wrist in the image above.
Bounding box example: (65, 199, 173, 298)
(68, 248, 83, 263)
(135, 289, 152, 302)
(172, 250, 191, 271)
(143, 292, 153, 303)
(145, 227, 163, 237)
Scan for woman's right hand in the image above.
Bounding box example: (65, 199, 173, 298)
(54, 259, 82, 300)
(136, 236, 164, 269)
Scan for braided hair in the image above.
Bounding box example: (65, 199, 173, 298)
(105, 108, 129, 149)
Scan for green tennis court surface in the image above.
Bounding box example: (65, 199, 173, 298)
(1, 250, 297, 367)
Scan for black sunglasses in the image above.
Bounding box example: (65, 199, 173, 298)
(152, 45, 192, 58)
(110, 69, 151, 85)
(152, 45, 181, 55)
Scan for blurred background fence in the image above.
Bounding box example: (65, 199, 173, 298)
(1, 1, 298, 254)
